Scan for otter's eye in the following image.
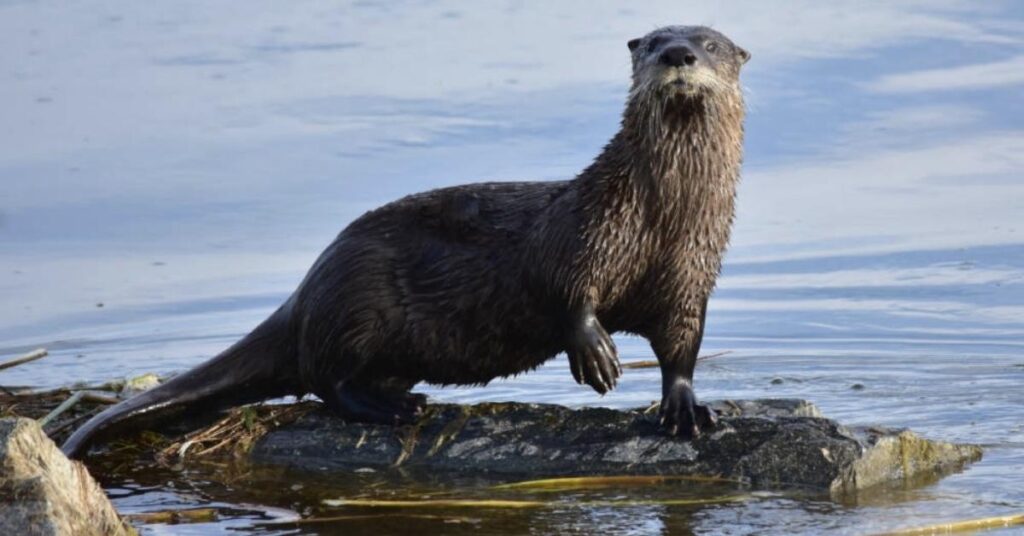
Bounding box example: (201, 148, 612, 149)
(704, 41, 720, 54)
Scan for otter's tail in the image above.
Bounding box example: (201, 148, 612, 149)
(62, 305, 298, 458)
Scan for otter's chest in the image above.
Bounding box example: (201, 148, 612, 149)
(602, 203, 734, 325)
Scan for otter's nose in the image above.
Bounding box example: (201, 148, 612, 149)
(659, 46, 698, 67)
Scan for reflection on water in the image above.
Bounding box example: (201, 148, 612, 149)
(1, 1, 1022, 534)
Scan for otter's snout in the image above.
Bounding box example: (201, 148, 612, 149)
(659, 46, 698, 68)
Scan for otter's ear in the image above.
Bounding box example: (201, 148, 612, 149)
(627, 38, 641, 52)
(736, 46, 751, 64)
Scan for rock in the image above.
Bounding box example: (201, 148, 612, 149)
(249, 399, 981, 496)
(0, 418, 134, 536)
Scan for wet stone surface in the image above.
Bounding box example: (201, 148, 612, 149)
(249, 399, 982, 496)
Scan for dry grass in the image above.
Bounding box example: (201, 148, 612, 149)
(156, 402, 316, 463)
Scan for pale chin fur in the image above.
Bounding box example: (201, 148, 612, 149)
(657, 66, 727, 98)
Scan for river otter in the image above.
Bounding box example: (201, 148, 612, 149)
(63, 25, 750, 458)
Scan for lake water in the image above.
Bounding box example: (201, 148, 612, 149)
(2, 1, 1023, 534)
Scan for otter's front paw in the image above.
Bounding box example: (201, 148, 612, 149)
(659, 379, 717, 439)
(567, 320, 620, 395)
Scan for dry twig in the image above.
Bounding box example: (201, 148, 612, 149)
(38, 391, 85, 427)
(622, 350, 733, 370)
(0, 348, 48, 372)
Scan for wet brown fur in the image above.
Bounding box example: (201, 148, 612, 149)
(63, 25, 750, 457)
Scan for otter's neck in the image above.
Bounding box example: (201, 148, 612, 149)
(580, 92, 745, 235)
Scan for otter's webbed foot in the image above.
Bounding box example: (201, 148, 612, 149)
(325, 385, 426, 426)
(567, 308, 621, 395)
(659, 378, 717, 439)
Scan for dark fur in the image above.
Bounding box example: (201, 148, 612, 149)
(63, 25, 750, 457)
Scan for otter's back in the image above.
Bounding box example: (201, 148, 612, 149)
(293, 180, 573, 384)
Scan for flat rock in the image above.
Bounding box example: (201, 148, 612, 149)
(0, 418, 134, 536)
(250, 399, 982, 496)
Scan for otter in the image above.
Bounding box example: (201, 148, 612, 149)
(63, 25, 750, 458)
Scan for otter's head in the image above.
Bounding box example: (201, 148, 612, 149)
(627, 26, 749, 104)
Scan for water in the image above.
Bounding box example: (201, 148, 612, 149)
(2, 1, 1023, 534)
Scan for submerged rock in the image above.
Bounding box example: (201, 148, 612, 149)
(249, 399, 981, 496)
(0, 418, 134, 536)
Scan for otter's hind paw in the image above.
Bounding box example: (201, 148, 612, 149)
(659, 379, 717, 439)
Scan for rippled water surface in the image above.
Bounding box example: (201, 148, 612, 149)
(2, 1, 1023, 534)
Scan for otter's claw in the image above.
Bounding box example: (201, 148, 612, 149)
(659, 379, 717, 439)
(567, 316, 621, 395)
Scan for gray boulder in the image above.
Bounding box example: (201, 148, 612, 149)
(0, 418, 134, 536)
